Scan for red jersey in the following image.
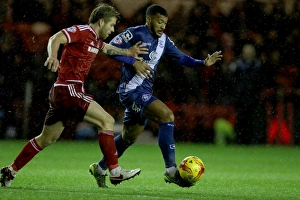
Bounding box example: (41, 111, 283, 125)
(56, 25, 105, 85)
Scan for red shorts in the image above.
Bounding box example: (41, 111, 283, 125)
(44, 84, 94, 126)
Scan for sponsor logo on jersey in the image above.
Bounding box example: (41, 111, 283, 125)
(88, 46, 99, 54)
(132, 101, 141, 112)
(121, 30, 133, 43)
(142, 94, 151, 102)
(67, 27, 76, 33)
(143, 42, 152, 46)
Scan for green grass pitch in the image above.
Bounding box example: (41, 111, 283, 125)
(0, 140, 299, 200)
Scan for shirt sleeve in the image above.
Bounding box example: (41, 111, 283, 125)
(109, 28, 136, 65)
(61, 26, 83, 43)
(165, 37, 205, 67)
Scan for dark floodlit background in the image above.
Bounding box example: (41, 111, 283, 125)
(0, 0, 299, 145)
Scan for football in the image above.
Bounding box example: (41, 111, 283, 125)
(179, 156, 205, 183)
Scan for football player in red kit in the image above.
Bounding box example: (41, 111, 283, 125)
(0, 3, 151, 188)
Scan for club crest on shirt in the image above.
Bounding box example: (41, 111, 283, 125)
(121, 30, 133, 43)
(67, 27, 76, 33)
(149, 51, 157, 60)
(113, 35, 123, 45)
(142, 94, 151, 102)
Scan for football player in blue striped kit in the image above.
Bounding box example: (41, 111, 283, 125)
(90, 4, 222, 187)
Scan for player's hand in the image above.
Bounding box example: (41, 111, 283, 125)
(133, 60, 154, 79)
(44, 56, 60, 72)
(128, 41, 148, 61)
(204, 51, 222, 66)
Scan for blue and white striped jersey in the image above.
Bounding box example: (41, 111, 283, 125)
(109, 25, 204, 93)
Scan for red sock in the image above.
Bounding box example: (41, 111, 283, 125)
(98, 130, 118, 170)
(11, 138, 43, 171)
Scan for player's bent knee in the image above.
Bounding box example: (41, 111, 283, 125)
(100, 115, 115, 130)
(43, 138, 57, 147)
(36, 136, 58, 148)
(107, 115, 115, 125)
(161, 110, 174, 122)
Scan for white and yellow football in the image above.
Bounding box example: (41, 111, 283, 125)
(179, 156, 205, 183)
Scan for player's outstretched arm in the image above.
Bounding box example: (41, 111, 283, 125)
(102, 41, 148, 61)
(44, 31, 67, 72)
(204, 51, 222, 66)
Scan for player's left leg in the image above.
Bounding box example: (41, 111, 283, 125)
(143, 100, 193, 187)
(93, 123, 144, 188)
(1, 122, 64, 187)
(143, 100, 177, 172)
(85, 101, 141, 187)
(115, 123, 145, 159)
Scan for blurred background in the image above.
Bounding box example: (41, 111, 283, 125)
(0, 0, 299, 145)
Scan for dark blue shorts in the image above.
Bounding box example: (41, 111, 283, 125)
(119, 88, 157, 126)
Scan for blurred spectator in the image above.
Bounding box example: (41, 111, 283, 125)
(229, 43, 264, 144)
(49, 0, 71, 32)
(68, 0, 95, 26)
(186, 0, 211, 54)
(0, 30, 20, 138)
(261, 65, 300, 145)
(214, 117, 235, 146)
(187, 1, 210, 38)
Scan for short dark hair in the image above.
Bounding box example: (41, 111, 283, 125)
(146, 4, 168, 17)
(88, 3, 120, 24)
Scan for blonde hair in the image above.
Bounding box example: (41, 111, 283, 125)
(88, 3, 120, 24)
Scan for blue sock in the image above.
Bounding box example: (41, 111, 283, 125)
(158, 122, 176, 168)
(98, 134, 131, 170)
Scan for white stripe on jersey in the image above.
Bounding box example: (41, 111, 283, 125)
(78, 25, 97, 38)
(66, 80, 83, 84)
(125, 75, 144, 92)
(78, 25, 91, 30)
(62, 29, 72, 43)
(125, 34, 166, 92)
(63, 25, 97, 43)
(54, 83, 69, 87)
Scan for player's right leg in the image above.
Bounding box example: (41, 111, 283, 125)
(143, 99, 193, 187)
(84, 101, 141, 187)
(94, 123, 144, 187)
(93, 123, 144, 187)
(1, 122, 64, 187)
